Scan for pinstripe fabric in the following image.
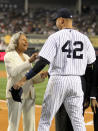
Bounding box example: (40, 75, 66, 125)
(38, 76, 85, 131)
(39, 29, 96, 76)
(38, 29, 96, 131)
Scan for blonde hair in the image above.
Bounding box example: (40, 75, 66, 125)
(6, 31, 24, 52)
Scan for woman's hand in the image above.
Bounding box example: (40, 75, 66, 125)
(29, 52, 38, 63)
(13, 76, 27, 89)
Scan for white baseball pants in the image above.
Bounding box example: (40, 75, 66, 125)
(38, 76, 86, 131)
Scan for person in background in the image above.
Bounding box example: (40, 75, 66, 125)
(90, 55, 98, 131)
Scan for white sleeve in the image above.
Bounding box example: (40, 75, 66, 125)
(4, 53, 31, 77)
(86, 38, 96, 64)
(39, 35, 56, 63)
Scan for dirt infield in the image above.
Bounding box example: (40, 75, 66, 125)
(0, 100, 94, 131)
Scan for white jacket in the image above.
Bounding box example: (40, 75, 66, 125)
(4, 50, 35, 99)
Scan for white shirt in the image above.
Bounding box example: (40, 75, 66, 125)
(39, 29, 96, 76)
(4, 50, 35, 99)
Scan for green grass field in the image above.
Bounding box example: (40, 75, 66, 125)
(0, 62, 6, 70)
(0, 62, 48, 105)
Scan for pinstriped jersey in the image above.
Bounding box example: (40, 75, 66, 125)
(39, 29, 96, 76)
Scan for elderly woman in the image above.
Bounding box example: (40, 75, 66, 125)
(4, 31, 48, 131)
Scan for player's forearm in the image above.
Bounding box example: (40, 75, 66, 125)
(25, 56, 50, 80)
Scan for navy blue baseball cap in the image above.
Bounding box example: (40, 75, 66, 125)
(53, 8, 72, 21)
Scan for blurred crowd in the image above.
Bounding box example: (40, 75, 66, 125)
(74, 5, 98, 36)
(0, 5, 98, 36)
(0, 7, 57, 35)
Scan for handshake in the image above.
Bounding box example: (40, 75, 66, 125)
(10, 71, 48, 102)
(9, 52, 49, 102)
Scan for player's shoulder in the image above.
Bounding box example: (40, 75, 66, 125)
(48, 29, 90, 41)
(48, 30, 62, 39)
(48, 32, 56, 39)
(75, 30, 89, 39)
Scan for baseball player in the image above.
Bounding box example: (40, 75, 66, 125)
(14, 8, 96, 131)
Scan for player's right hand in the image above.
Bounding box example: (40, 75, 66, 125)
(29, 52, 38, 63)
(91, 99, 98, 114)
(40, 71, 48, 79)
